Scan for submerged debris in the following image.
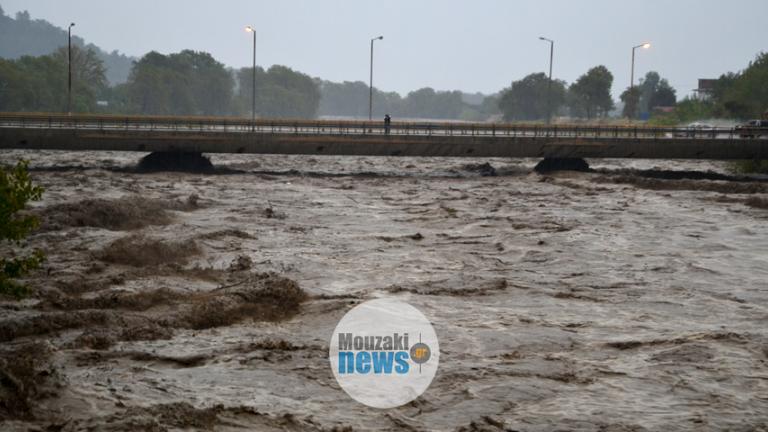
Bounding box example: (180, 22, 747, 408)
(183, 273, 307, 330)
(228, 255, 253, 271)
(0, 342, 58, 419)
(98, 235, 201, 267)
(41, 195, 200, 231)
(0, 274, 307, 346)
(461, 162, 498, 177)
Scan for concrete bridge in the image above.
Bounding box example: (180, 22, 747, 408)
(2, 113, 768, 160)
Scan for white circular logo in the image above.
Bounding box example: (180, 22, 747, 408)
(329, 299, 440, 409)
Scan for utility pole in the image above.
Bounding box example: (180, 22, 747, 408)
(630, 42, 651, 119)
(539, 37, 554, 124)
(246, 26, 257, 131)
(369, 36, 383, 121)
(68, 23, 76, 115)
(631, 42, 651, 89)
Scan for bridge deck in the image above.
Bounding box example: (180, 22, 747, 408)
(2, 113, 767, 159)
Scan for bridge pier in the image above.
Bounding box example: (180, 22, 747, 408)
(137, 151, 214, 173)
(534, 157, 590, 173)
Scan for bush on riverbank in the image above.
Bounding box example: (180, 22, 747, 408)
(0, 160, 44, 298)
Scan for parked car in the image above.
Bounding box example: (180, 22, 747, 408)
(736, 120, 768, 139)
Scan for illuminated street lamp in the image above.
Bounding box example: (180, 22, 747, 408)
(245, 26, 256, 130)
(369, 35, 383, 121)
(539, 36, 554, 124)
(631, 42, 651, 89)
(68, 22, 75, 114)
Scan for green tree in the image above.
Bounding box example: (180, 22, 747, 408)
(318, 80, 403, 118)
(181, 50, 234, 116)
(643, 52, 768, 125)
(53, 46, 109, 112)
(126, 51, 183, 114)
(638, 71, 660, 115)
(637, 71, 677, 115)
(402, 88, 434, 118)
(319, 80, 365, 117)
(711, 72, 737, 103)
(719, 54, 768, 174)
(1, 161, 44, 297)
(719, 52, 768, 119)
(373, 89, 404, 118)
(674, 98, 717, 121)
(317, 81, 492, 120)
(101, 82, 131, 113)
(235, 65, 321, 118)
(0, 55, 64, 112)
(655, 97, 717, 125)
(478, 94, 501, 119)
(0, 46, 107, 113)
(620, 87, 641, 119)
(498, 73, 567, 121)
(459, 93, 500, 122)
(0, 58, 29, 110)
(568, 66, 615, 119)
(399, 88, 472, 119)
(652, 82, 677, 108)
(126, 50, 234, 116)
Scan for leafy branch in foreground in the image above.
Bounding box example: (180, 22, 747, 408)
(1, 160, 44, 297)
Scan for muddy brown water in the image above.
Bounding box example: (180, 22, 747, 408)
(1, 151, 768, 431)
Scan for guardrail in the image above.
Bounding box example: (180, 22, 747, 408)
(1, 112, 766, 140)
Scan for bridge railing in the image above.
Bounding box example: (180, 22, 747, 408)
(0, 112, 759, 140)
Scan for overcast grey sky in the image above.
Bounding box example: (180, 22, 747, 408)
(3, 0, 767, 97)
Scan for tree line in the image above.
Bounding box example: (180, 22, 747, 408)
(109, 50, 321, 118)
(0, 46, 500, 120)
(3, 44, 766, 123)
(652, 52, 768, 125)
(0, 47, 323, 118)
(498, 66, 678, 122)
(479, 51, 768, 123)
(318, 81, 499, 120)
(0, 46, 107, 113)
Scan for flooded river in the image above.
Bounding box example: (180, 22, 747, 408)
(1, 151, 767, 431)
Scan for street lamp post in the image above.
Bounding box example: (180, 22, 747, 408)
(369, 35, 383, 121)
(68, 22, 75, 115)
(631, 42, 651, 89)
(245, 26, 257, 131)
(539, 36, 554, 124)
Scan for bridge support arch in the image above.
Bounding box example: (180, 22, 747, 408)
(137, 151, 214, 173)
(534, 157, 590, 173)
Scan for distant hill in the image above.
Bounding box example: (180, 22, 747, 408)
(0, 5, 134, 85)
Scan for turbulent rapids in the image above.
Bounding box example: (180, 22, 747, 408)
(1, 150, 768, 431)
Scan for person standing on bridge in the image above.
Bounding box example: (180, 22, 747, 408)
(384, 114, 392, 135)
